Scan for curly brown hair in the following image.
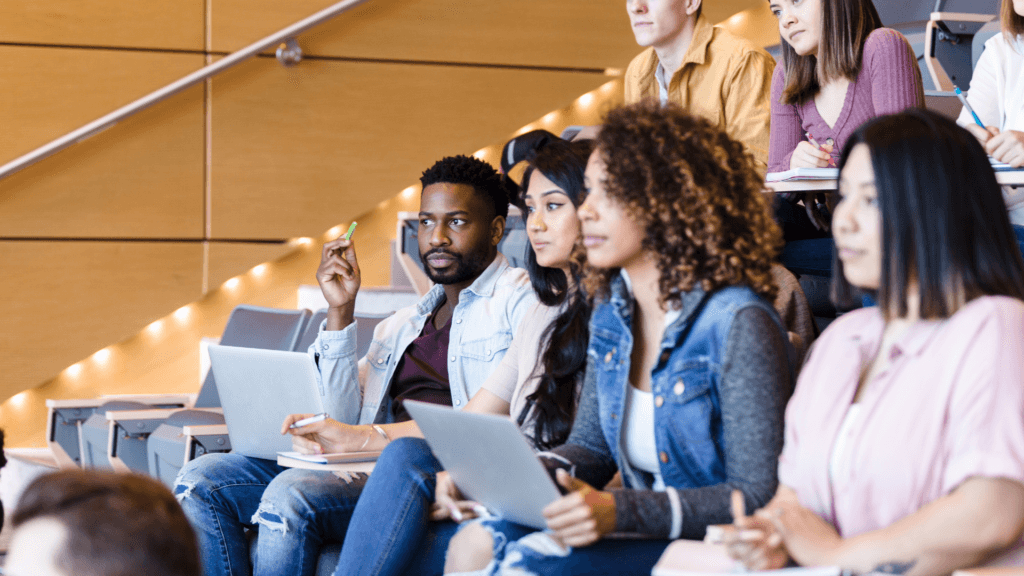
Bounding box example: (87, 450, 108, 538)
(585, 101, 782, 308)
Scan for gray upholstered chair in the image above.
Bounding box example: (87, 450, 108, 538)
(93, 306, 312, 483)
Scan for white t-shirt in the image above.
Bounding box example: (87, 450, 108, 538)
(959, 33, 1024, 214)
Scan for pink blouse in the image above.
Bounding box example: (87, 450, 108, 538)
(778, 296, 1024, 538)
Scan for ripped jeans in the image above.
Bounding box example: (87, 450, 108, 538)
(174, 453, 366, 576)
(454, 517, 670, 576)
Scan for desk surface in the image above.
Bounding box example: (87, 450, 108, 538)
(765, 170, 1024, 192)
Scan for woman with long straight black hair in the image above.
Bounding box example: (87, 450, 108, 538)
(726, 109, 1024, 575)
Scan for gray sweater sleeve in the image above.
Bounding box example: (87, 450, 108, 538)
(612, 306, 791, 538)
(540, 355, 620, 489)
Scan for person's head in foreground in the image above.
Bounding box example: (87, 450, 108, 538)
(724, 109, 1024, 576)
(6, 470, 199, 576)
(581, 99, 782, 304)
(417, 154, 514, 288)
(832, 108, 1024, 315)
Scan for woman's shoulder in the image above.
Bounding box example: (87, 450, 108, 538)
(816, 305, 883, 344)
(515, 300, 562, 335)
(862, 28, 914, 59)
(706, 286, 783, 334)
(948, 295, 1024, 334)
(981, 32, 1024, 62)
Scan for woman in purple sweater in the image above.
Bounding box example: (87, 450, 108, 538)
(768, 0, 924, 250)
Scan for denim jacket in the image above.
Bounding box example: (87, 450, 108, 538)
(309, 254, 537, 424)
(587, 274, 785, 490)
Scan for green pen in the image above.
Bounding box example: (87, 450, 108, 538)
(342, 221, 358, 241)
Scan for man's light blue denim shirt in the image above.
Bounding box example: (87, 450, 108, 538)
(308, 254, 537, 424)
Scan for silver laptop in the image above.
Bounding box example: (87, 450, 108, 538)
(404, 400, 562, 529)
(207, 344, 326, 460)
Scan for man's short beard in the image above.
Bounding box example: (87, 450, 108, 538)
(421, 248, 493, 285)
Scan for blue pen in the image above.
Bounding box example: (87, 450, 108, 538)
(954, 86, 985, 128)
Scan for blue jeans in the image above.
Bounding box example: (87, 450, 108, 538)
(174, 452, 366, 576)
(780, 238, 834, 277)
(464, 517, 671, 575)
(336, 438, 458, 576)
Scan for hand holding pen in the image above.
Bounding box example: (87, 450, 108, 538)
(717, 490, 789, 571)
(956, 85, 1024, 167)
(791, 132, 833, 169)
(956, 86, 1000, 144)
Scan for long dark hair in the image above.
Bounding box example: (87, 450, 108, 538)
(777, 0, 882, 104)
(504, 131, 593, 450)
(833, 109, 1024, 318)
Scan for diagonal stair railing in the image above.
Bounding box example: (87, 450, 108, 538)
(0, 0, 370, 181)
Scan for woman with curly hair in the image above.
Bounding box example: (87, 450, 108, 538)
(442, 101, 794, 576)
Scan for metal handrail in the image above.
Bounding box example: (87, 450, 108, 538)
(0, 0, 370, 181)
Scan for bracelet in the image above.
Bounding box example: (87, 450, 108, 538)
(371, 424, 390, 445)
(358, 427, 374, 451)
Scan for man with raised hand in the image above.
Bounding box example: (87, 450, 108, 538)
(624, 0, 774, 167)
(175, 155, 537, 576)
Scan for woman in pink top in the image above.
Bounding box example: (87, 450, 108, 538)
(768, 0, 924, 245)
(767, 0, 923, 173)
(725, 110, 1024, 575)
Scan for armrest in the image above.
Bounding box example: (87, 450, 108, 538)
(925, 12, 997, 91)
(106, 409, 182, 422)
(182, 424, 228, 436)
(99, 393, 196, 406)
(4, 447, 59, 470)
(930, 11, 996, 23)
(47, 393, 194, 410)
(182, 424, 231, 466)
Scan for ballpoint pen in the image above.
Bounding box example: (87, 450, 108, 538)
(954, 86, 985, 128)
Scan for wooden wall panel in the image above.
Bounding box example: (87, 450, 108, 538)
(206, 241, 297, 289)
(718, 4, 782, 50)
(211, 0, 641, 69)
(0, 241, 204, 400)
(210, 57, 608, 240)
(0, 0, 204, 51)
(0, 46, 205, 238)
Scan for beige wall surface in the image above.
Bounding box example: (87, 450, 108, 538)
(210, 57, 608, 239)
(0, 241, 204, 397)
(0, 47, 205, 238)
(0, 0, 765, 447)
(212, 0, 640, 68)
(207, 242, 298, 288)
(0, 0, 205, 50)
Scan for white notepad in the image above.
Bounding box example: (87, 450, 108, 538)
(652, 540, 841, 576)
(277, 451, 380, 464)
(766, 168, 840, 182)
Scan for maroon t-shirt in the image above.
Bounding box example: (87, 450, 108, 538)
(388, 308, 453, 422)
